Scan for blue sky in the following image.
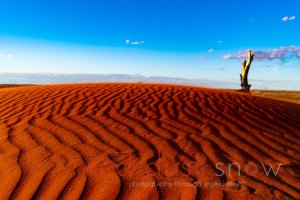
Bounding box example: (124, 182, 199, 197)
(0, 0, 299, 89)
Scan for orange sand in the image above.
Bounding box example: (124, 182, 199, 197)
(0, 83, 299, 200)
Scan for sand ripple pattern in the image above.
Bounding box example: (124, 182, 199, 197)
(0, 83, 299, 200)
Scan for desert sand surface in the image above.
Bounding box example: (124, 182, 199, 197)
(252, 90, 300, 105)
(0, 83, 299, 200)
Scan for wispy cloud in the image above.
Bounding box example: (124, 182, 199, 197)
(282, 16, 296, 21)
(0, 54, 14, 60)
(223, 46, 300, 61)
(125, 39, 130, 45)
(208, 48, 214, 53)
(6, 54, 14, 58)
(282, 16, 289, 21)
(217, 40, 224, 44)
(130, 41, 144, 45)
(223, 54, 232, 59)
(195, 55, 206, 61)
(125, 39, 144, 45)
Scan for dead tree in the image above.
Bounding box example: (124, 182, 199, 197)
(240, 50, 254, 93)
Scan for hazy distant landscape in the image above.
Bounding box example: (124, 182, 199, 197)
(1, 73, 300, 90)
(0, 73, 238, 88)
(2, 73, 300, 104)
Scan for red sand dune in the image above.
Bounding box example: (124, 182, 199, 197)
(0, 83, 299, 200)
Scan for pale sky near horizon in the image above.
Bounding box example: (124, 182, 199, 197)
(0, 0, 300, 89)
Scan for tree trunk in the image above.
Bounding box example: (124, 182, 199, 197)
(240, 50, 254, 93)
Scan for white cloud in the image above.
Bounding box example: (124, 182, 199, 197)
(289, 16, 296, 20)
(223, 46, 300, 61)
(208, 48, 214, 53)
(282, 16, 289, 21)
(130, 41, 144, 45)
(217, 40, 224, 44)
(282, 16, 296, 21)
(125, 39, 144, 45)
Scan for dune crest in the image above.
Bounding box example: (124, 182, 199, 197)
(0, 83, 299, 200)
